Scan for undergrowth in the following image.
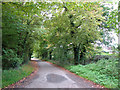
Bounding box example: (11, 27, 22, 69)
(65, 57, 119, 88)
(2, 61, 34, 88)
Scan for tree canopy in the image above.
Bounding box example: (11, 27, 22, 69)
(2, 1, 119, 69)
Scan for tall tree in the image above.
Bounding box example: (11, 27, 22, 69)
(2, 2, 46, 69)
(44, 2, 104, 65)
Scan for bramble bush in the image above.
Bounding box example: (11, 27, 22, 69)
(2, 49, 23, 70)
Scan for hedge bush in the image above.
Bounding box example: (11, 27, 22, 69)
(2, 49, 23, 70)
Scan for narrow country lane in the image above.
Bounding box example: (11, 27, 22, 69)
(23, 58, 104, 88)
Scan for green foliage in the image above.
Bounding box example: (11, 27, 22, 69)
(2, 3, 23, 48)
(119, 1, 120, 22)
(2, 62, 34, 88)
(2, 49, 23, 70)
(91, 55, 112, 62)
(43, 2, 104, 64)
(2, 2, 44, 69)
(100, 3, 118, 47)
(67, 58, 118, 88)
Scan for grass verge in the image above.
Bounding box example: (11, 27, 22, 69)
(2, 61, 35, 88)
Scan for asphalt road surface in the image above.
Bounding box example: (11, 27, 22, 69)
(24, 58, 104, 89)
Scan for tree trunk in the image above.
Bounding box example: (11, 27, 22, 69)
(49, 51, 52, 60)
(73, 46, 79, 65)
(28, 48, 32, 60)
(42, 51, 48, 59)
(80, 46, 86, 65)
